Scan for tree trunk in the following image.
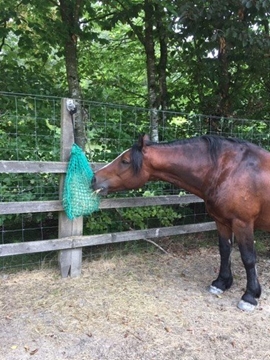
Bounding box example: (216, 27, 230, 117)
(156, 4, 168, 129)
(59, 0, 85, 149)
(216, 36, 231, 117)
(144, 0, 159, 142)
(124, 1, 169, 142)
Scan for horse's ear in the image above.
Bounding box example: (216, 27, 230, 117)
(138, 134, 150, 149)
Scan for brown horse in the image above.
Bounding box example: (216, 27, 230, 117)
(92, 134, 270, 311)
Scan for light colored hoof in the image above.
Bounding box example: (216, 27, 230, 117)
(237, 300, 256, 312)
(209, 285, 224, 295)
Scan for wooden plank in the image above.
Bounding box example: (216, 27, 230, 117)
(100, 194, 204, 209)
(0, 221, 216, 257)
(92, 163, 106, 171)
(0, 195, 204, 215)
(0, 200, 62, 214)
(0, 161, 105, 173)
(0, 161, 67, 173)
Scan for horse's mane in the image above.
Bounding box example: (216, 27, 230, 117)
(130, 143, 144, 174)
(200, 135, 248, 163)
(130, 135, 250, 173)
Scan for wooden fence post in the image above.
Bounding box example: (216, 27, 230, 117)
(58, 98, 83, 277)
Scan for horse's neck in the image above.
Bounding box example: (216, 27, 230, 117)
(147, 145, 211, 198)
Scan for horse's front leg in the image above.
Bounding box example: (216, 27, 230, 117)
(233, 220, 261, 311)
(209, 221, 233, 295)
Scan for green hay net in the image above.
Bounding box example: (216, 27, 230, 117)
(63, 144, 100, 220)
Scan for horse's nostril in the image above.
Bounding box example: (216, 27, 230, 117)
(91, 175, 96, 187)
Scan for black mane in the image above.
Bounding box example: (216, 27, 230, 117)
(200, 135, 248, 163)
(146, 135, 247, 149)
(130, 143, 144, 175)
(130, 135, 250, 173)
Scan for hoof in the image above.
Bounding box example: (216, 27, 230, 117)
(209, 285, 224, 295)
(237, 300, 256, 312)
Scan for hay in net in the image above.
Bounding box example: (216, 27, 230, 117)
(63, 144, 100, 219)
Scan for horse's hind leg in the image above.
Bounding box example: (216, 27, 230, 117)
(209, 222, 233, 295)
(233, 220, 261, 311)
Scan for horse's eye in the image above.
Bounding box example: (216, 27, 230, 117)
(122, 159, 130, 165)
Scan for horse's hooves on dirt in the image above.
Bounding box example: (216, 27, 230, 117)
(237, 300, 256, 312)
(208, 285, 224, 295)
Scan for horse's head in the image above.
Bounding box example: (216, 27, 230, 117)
(92, 134, 151, 195)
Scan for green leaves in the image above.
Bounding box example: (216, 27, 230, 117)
(1, 0, 270, 129)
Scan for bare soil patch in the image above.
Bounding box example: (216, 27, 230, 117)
(1, 243, 270, 360)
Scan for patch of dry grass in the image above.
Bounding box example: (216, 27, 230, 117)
(1, 247, 270, 359)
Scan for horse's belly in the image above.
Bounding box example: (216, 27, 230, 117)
(255, 204, 270, 231)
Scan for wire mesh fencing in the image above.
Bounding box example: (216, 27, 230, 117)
(0, 93, 61, 270)
(1, 92, 270, 270)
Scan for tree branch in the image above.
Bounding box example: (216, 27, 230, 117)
(114, 0, 145, 45)
(0, 20, 7, 53)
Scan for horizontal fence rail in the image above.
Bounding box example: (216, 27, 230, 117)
(0, 194, 204, 215)
(0, 222, 216, 257)
(0, 160, 105, 173)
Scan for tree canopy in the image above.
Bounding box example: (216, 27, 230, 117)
(1, 0, 270, 127)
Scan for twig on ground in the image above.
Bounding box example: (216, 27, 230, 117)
(144, 238, 169, 254)
(114, 209, 169, 255)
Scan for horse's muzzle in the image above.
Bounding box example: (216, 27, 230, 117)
(91, 175, 108, 195)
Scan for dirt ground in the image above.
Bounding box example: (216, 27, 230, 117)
(1, 241, 270, 360)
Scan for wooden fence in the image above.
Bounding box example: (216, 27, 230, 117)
(0, 98, 216, 277)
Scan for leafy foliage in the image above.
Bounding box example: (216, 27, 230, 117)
(1, 0, 270, 117)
